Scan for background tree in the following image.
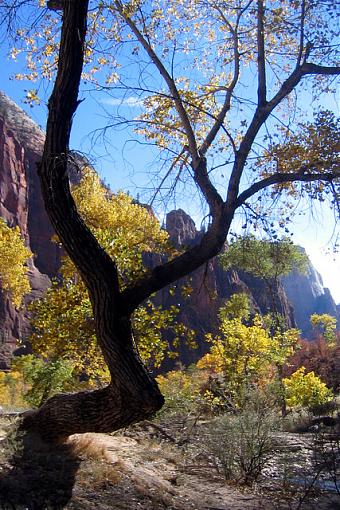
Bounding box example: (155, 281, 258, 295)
(0, 218, 31, 308)
(220, 235, 308, 325)
(30, 168, 195, 382)
(2, 0, 337, 441)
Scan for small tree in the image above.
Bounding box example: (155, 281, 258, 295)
(197, 293, 299, 406)
(0, 218, 31, 307)
(220, 235, 308, 325)
(283, 367, 333, 411)
(310, 313, 337, 346)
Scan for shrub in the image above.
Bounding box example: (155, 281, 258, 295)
(156, 366, 204, 416)
(283, 367, 333, 411)
(202, 391, 280, 484)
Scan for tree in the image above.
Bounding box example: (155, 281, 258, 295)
(197, 293, 299, 405)
(3, 0, 337, 441)
(0, 218, 31, 307)
(310, 313, 337, 346)
(283, 367, 333, 410)
(220, 235, 309, 325)
(29, 168, 195, 382)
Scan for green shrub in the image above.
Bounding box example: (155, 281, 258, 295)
(202, 392, 280, 484)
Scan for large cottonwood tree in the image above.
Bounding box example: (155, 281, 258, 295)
(6, 0, 338, 441)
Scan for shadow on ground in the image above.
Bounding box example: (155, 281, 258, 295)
(0, 430, 80, 509)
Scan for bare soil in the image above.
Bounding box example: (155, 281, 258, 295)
(0, 417, 339, 510)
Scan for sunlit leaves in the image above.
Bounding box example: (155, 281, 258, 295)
(71, 168, 170, 284)
(197, 294, 299, 402)
(30, 169, 193, 382)
(310, 313, 337, 346)
(283, 366, 333, 409)
(0, 218, 31, 307)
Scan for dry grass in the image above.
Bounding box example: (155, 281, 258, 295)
(67, 434, 112, 462)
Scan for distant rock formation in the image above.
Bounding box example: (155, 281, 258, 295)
(0, 92, 338, 369)
(282, 251, 339, 338)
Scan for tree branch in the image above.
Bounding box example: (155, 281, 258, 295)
(296, 0, 306, 66)
(235, 170, 340, 207)
(257, 0, 266, 107)
(226, 61, 340, 207)
(121, 203, 232, 313)
(200, 6, 241, 155)
(114, 0, 199, 162)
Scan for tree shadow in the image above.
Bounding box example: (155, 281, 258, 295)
(0, 428, 81, 509)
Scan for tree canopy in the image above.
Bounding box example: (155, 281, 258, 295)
(30, 168, 195, 382)
(1, 0, 338, 441)
(0, 218, 31, 307)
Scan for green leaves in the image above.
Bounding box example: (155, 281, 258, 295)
(221, 235, 308, 281)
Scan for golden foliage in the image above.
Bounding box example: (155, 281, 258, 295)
(0, 218, 31, 307)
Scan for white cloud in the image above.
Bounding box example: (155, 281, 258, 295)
(100, 96, 143, 107)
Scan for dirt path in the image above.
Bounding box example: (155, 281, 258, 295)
(68, 433, 283, 510)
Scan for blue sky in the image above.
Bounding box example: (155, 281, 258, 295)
(0, 29, 339, 304)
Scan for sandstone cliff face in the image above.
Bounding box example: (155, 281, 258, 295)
(0, 92, 59, 368)
(282, 254, 339, 338)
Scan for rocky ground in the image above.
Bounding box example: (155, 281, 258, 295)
(0, 416, 339, 510)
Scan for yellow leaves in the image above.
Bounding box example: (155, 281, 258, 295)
(0, 370, 27, 408)
(44, 44, 55, 56)
(30, 169, 187, 382)
(24, 89, 40, 106)
(0, 218, 31, 307)
(71, 168, 169, 284)
(9, 47, 21, 60)
(196, 294, 300, 401)
(310, 313, 337, 346)
(283, 367, 333, 409)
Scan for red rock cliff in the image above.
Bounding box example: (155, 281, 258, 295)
(0, 92, 59, 368)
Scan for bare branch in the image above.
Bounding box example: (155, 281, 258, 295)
(226, 61, 340, 206)
(113, 0, 199, 162)
(296, 0, 306, 66)
(200, 5, 242, 155)
(236, 169, 340, 207)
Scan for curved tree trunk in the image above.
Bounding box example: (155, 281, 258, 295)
(21, 0, 164, 442)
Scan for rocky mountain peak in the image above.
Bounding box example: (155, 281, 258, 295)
(166, 209, 198, 247)
(0, 92, 45, 153)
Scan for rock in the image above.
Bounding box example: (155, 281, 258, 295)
(282, 250, 339, 338)
(0, 92, 81, 368)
